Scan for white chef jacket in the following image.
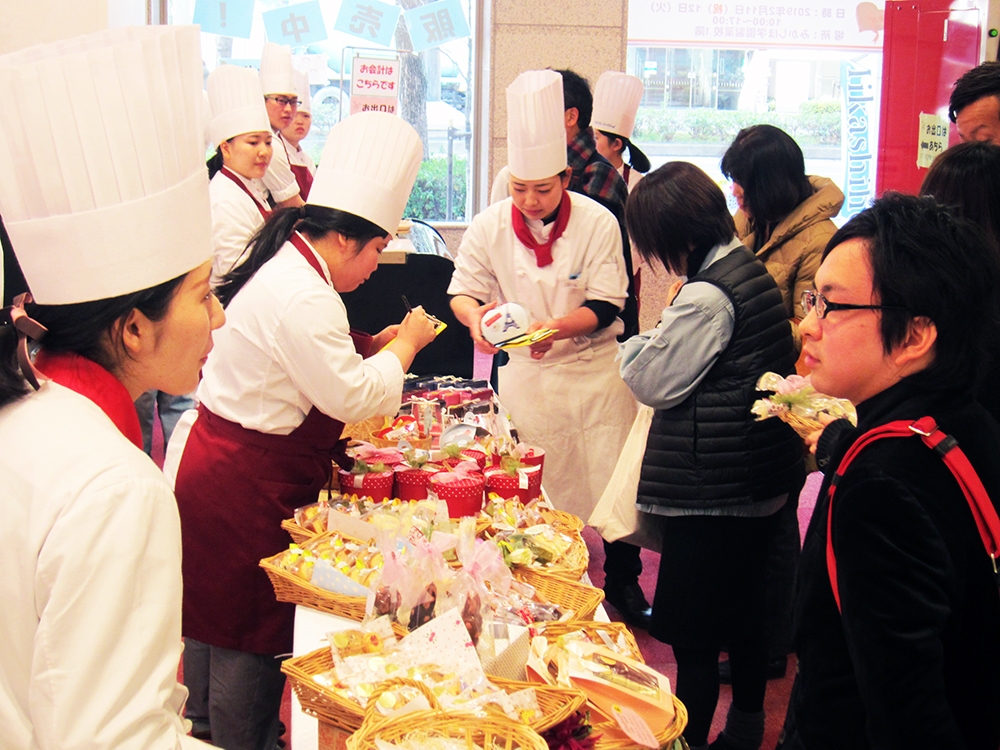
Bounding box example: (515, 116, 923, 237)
(448, 192, 637, 520)
(261, 130, 300, 203)
(208, 169, 270, 287)
(0, 383, 203, 750)
(449, 191, 627, 361)
(166, 236, 404, 473)
(286, 143, 315, 174)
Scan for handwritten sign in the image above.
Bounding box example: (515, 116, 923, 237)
(917, 112, 949, 169)
(351, 55, 400, 116)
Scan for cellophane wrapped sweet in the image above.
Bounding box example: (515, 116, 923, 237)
(751, 372, 856, 438)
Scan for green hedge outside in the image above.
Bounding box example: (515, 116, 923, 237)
(404, 155, 468, 222)
(634, 99, 841, 147)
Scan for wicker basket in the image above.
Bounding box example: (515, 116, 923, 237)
(280, 518, 316, 545)
(535, 621, 643, 663)
(589, 694, 689, 750)
(282, 647, 587, 734)
(259, 547, 386, 627)
(530, 528, 588, 582)
(778, 411, 823, 440)
(346, 709, 550, 750)
(542, 507, 584, 533)
(513, 569, 604, 622)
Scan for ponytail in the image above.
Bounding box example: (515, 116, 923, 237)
(206, 146, 225, 179)
(624, 137, 651, 174)
(214, 205, 388, 308)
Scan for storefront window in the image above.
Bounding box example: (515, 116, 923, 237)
(627, 0, 884, 219)
(167, 0, 476, 222)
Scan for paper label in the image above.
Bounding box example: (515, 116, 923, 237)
(917, 112, 949, 169)
(610, 703, 660, 749)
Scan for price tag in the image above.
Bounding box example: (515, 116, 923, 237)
(610, 703, 660, 749)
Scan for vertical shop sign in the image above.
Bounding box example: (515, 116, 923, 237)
(840, 57, 880, 219)
(350, 55, 401, 115)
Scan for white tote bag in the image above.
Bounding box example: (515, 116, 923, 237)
(588, 404, 662, 552)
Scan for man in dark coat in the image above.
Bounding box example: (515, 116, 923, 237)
(779, 193, 1000, 750)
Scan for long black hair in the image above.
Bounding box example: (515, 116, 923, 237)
(597, 130, 651, 174)
(721, 124, 813, 252)
(1, 274, 185, 409)
(214, 204, 388, 308)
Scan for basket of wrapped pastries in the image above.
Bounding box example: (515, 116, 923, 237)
(481, 496, 589, 582)
(281, 611, 587, 735)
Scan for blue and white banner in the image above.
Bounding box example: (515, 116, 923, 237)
(263, 1, 328, 47)
(334, 0, 401, 49)
(404, 0, 471, 52)
(193, 0, 254, 39)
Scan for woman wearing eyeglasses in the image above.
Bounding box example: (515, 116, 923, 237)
(205, 65, 275, 287)
(619, 162, 803, 750)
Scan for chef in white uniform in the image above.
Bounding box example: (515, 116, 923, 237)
(165, 111, 436, 750)
(0, 26, 224, 750)
(448, 70, 637, 522)
(259, 42, 305, 208)
(206, 64, 274, 287)
(282, 68, 316, 199)
(591, 71, 649, 193)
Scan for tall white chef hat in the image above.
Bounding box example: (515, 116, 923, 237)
(0, 26, 211, 305)
(591, 71, 644, 139)
(309, 111, 422, 236)
(506, 70, 567, 181)
(294, 69, 312, 115)
(259, 42, 296, 96)
(208, 64, 272, 147)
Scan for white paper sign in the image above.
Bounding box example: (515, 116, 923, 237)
(917, 112, 950, 169)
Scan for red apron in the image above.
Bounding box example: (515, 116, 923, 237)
(173, 235, 372, 654)
(289, 160, 313, 201)
(282, 136, 313, 201)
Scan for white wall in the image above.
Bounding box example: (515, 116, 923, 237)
(0, 0, 106, 54)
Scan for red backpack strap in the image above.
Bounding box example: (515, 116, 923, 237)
(826, 416, 1000, 612)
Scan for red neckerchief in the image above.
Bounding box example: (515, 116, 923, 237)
(289, 232, 330, 285)
(622, 164, 631, 185)
(34, 350, 143, 448)
(511, 191, 572, 267)
(220, 167, 271, 220)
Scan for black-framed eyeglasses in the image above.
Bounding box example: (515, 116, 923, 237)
(265, 95, 299, 108)
(801, 289, 908, 320)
